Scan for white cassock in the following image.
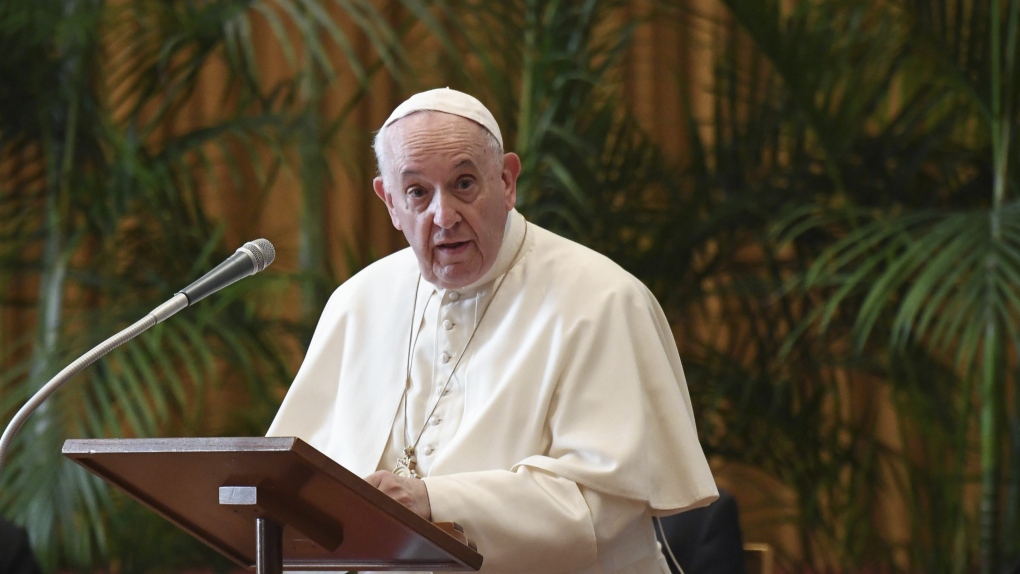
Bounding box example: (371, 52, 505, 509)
(268, 209, 718, 574)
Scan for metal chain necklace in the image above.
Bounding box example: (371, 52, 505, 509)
(394, 223, 529, 478)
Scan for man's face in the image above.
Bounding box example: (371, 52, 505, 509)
(373, 112, 520, 289)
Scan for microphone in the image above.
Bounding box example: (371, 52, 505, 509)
(145, 238, 275, 324)
(0, 239, 276, 476)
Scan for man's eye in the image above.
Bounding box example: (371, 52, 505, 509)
(407, 186, 427, 199)
(456, 177, 474, 191)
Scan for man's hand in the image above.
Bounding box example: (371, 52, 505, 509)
(365, 470, 432, 520)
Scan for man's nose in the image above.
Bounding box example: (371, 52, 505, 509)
(432, 190, 462, 229)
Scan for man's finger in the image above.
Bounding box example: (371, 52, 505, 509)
(363, 471, 431, 520)
(364, 470, 388, 488)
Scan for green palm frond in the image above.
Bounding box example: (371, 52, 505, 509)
(788, 201, 1020, 374)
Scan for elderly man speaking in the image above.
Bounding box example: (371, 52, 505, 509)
(268, 88, 718, 574)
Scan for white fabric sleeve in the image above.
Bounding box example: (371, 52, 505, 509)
(423, 466, 654, 574)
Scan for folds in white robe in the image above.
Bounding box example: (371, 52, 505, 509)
(268, 210, 718, 573)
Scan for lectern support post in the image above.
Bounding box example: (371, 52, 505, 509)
(218, 485, 283, 574)
(218, 485, 284, 574)
(256, 517, 283, 574)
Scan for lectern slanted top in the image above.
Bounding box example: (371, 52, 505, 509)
(62, 436, 482, 571)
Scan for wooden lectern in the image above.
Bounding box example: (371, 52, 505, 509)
(62, 437, 482, 573)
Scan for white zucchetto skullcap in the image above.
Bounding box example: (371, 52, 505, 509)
(382, 87, 502, 147)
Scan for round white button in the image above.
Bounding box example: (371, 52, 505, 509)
(429, 416, 442, 426)
(440, 352, 451, 363)
(423, 446, 435, 455)
(449, 292, 460, 301)
(443, 319, 454, 330)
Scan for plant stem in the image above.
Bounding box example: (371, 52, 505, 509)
(516, 0, 537, 192)
(952, 357, 974, 574)
(980, 2, 1008, 572)
(299, 106, 328, 326)
(980, 316, 1000, 574)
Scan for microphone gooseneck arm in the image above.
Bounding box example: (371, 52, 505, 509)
(0, 238, 276, 476)
(0, 294, 188, 475)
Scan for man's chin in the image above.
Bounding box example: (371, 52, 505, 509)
(427, 263, 482, 290)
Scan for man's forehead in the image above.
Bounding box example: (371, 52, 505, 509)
(398, 157, 482, 178)
(387, 113, 492, 158)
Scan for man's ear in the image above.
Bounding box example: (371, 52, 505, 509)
(501, 152, 521, 211)
(373, 176, 402, 230)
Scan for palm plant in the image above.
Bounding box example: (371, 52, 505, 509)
(778, 2, 1020, 571)
(636, 0, 1020, 571)
(0, 0, 412, 569)
(661, 0, 1020, 571)
(644, 2, 913, 568)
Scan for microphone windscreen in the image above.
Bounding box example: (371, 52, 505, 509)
(240, 239, 276, 273)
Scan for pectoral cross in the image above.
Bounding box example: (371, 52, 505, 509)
(393, 446, 418, 478)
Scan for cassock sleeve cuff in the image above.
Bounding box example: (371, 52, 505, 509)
(423, 468, 598, 573)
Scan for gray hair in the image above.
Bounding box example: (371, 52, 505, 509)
(373, 114, 504, 190)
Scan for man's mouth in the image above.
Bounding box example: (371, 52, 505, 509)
(437, 241, 469, 252)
